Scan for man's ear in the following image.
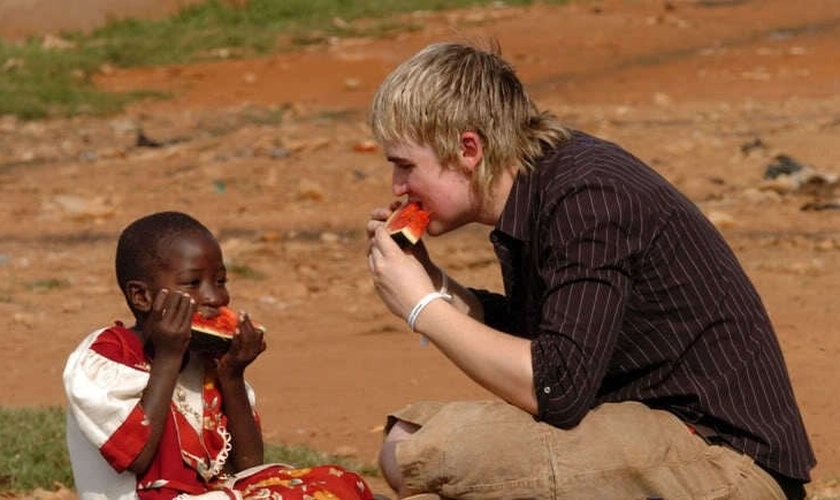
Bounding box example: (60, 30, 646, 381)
(459, 131, 483, 172)
(126, 280, 153, 313)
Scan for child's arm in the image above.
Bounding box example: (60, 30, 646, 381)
(129, 289, 194, 474)
(215, 313, 267, 472)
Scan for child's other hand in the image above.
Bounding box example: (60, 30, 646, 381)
(216, 312, 266, 379)
(146, 289, 194, 358)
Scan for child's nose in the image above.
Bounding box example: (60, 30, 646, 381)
(200, 287, 229, 307)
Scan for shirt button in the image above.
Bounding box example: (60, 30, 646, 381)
(543, 386, 551, 394)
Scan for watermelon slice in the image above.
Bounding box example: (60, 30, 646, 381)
(189, 306, 265, 353)
(385, 201, 430, 248)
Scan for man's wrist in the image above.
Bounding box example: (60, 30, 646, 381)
(407, 291, 453, 331)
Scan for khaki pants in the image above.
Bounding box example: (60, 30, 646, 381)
(387, 401, 787, 500)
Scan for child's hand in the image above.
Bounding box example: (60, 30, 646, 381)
(144, 289, 194, 358)
(216, 312, 266, 379)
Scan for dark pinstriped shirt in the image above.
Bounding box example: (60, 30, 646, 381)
(471, 130, 815, 481)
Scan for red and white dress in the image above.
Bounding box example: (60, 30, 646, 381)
(64, 323, 374, 500)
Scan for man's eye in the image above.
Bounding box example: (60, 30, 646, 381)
(182, 280, 200, 288)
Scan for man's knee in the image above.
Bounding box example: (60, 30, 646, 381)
(379, 419, 421, 496)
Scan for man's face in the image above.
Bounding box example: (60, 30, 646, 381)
(383, 140, 477, 236)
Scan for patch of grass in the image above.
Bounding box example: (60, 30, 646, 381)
(25, 278, 69, 292)
(0, 406, 376, 495)
(0, 0, 568, 119)
(265, 443, 380, 477)
(238, 104, 291, 126)
(315, 109, 359, 121)
(0, 40, 168, 119)
(228, 262, 267, 280)
(0, 406, 72, 493)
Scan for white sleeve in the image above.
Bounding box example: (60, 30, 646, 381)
(63, 329, 150, 499)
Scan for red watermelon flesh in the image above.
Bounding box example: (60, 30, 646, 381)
(190, 306, 265, 353)
(385, 201, 430, 248)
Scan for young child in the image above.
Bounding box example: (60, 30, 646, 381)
(64, 211, 375, 500)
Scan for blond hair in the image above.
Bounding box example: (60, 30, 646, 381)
(370, 40, 570, 198)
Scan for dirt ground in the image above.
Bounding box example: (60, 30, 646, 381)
(2, 0, 840, 498)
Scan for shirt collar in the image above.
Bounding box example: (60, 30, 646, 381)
(496, 169, 536, 242)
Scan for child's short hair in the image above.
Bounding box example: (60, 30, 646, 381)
(369, 40, 570, 198)
(115, 211, 215, 294)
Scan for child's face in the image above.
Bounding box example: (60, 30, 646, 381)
(151, 232, 230, 316)
(385, 139, 477, 236)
